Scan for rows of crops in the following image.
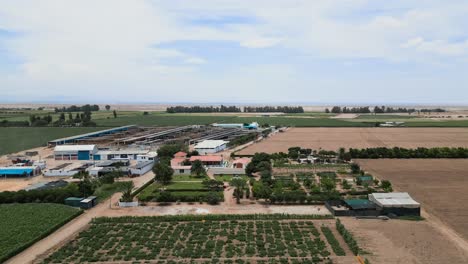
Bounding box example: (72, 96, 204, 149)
(0, 203, 82, 263)
(42, 217, 351, 263)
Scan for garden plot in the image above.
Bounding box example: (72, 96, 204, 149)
(42, 215, 359, 264)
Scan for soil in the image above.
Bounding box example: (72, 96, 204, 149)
(238, 127, 468, 154)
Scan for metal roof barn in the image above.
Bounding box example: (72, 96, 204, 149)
(369, 192, 420, 208)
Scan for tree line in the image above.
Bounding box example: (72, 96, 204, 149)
(166, 105, 304, 113)
(54, 104, 100, 113)
(325, 106, 446, 114)
(348, 147, 468, 159)
(167, 105, 241, 113)
(243, 106, 304, 113)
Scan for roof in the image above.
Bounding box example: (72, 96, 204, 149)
(233, 157, 251, 165)
(369, 192, 420, 208)
(54, 145, 96, 152)
(189, 155, 223, 162)
(358, 175, 373, 181)
(132, 161, 154, 169)
(171, 157, 186, 166)
(194, 140, 228, 149)
(0, 167, 34, 175)
(172, 165, 192, 170)
(49, 125, 136, 144)
(96, 149, 148, 155)
(174, 151, 187, 158)
(65, 197, 83, 201)
(344, 199, 376, 210)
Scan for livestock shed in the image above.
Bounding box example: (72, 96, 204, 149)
(48, 125, 137, 146)
(369, 192, 421, 216)
(54, 145, 98, 160)
(128, 161, 154, 176)
(194, 140, 228, 154)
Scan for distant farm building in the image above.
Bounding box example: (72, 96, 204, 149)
(54, 145, 98, 161)
(194, 140, 228, 154)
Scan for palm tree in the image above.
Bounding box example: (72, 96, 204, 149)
(230, 178, 246, 204)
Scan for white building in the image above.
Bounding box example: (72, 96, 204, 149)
(136, 151, 158, 162)
(54, 145, 98, 160)
(128, 161, 154, 176)
(95, 149, 150, 161)
(194, 140, 228, 154)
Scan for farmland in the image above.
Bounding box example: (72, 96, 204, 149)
(238, 127, 468, 154)
(357, 159, 468, 242)
(41, 215, 359, 264)
(0, 127, 105, 155)
(0, 203, 82, 263)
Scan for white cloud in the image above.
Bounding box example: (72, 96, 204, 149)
(0, 0, 468, 103)
(240, 37, 281, 48)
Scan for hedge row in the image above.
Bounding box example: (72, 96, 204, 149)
(336, 219, 360, 255)
(92, 214, 334, 224)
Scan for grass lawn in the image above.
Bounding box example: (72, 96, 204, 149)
(0, 127, 107, 155)
(172, 174, 207, 182)
(0, 203, 82, 263)
(214, 174, 249, 182)
(165, 181, 205, 191)
(95, 114, 237, 127)
(93, 181, 133, 202)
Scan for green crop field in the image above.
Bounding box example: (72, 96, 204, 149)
(95, 114, 237, 127)
(0, 203, 82, 263)
(355, 114, 418, 120)
(42, 215, 343, 264)
(0, 127, 106, 155)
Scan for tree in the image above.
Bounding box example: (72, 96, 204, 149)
(105, 105, 111, 111)
(252, 181, 272, 200)
(78, 176, 95, 197)
(230, 178, 246, 204)
(112, 110, 117, 118)
(206, 192, 221, 205)
(191, 160, 206, 177)
(120, 182, 134, 202)
(202, 179, 223, 191)
(157, 143, 188, 158)
(153, 162, 174, 185)
(350, 163, 360, 174)
(381, 180, 393, 192)
(320, 177, 336, 193)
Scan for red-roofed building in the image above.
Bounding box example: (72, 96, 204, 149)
(171, 157, 186, 167)
(174, 151, 187, 158)
(232, 157, 251, 169)
(189, 155, 224, 167)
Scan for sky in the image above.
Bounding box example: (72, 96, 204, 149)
(1, 0, 468, 105)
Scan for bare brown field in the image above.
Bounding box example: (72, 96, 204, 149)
(358, 159, 468, 242)
(342, 217, 468, 264)
(239, 127, 468, 154)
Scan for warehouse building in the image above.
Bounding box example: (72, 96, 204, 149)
(94, 149, 149, 161)
(194, 140, 228, 154)
(369, 192, 421, 216)
(54, 145, 98, 160)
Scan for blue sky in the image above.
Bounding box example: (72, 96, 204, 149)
(0, 0, 468, 104)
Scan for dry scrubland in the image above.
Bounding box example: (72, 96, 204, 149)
(239, 127, 468, 154)
(358, 159, 468, 242)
